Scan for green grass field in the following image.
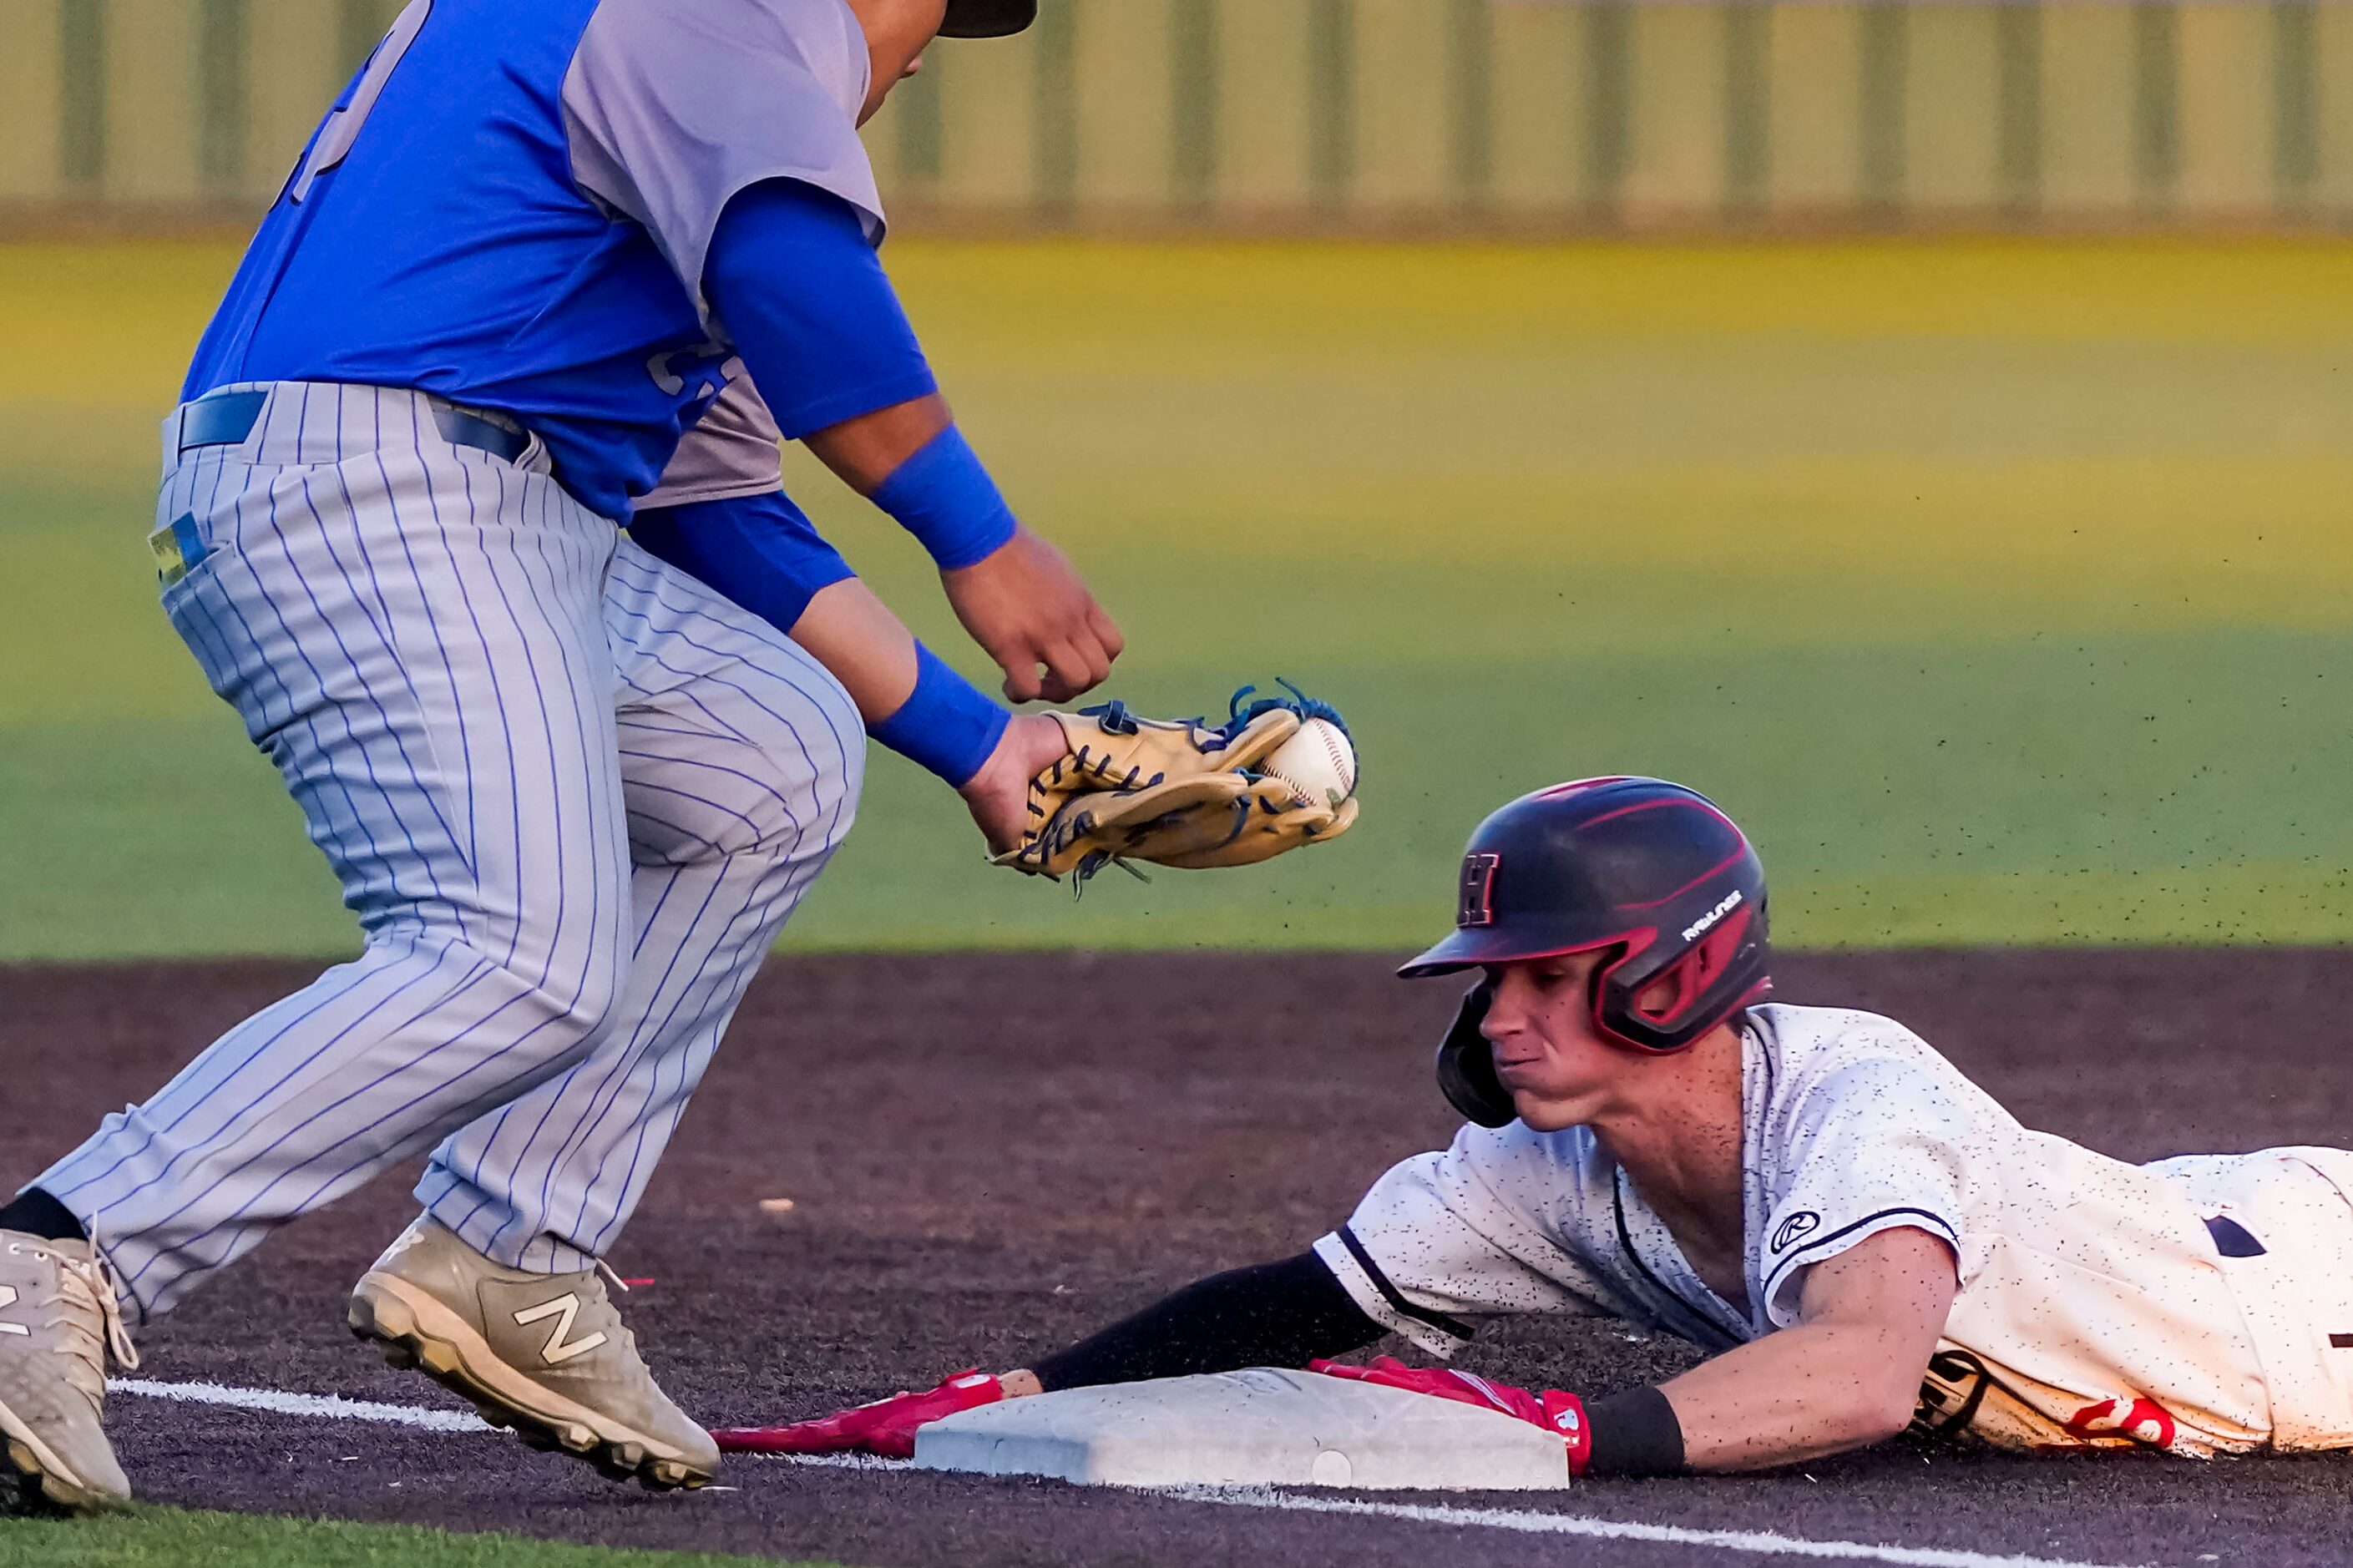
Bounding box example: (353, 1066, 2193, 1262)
(3, 236, 2350, 960)
(0, 1506, 812, 1567)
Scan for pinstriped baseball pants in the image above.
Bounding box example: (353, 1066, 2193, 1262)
(38, 382, 863, 1320)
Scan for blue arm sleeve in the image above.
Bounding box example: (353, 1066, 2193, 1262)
(703, 178, 939, 440)
(628, 489, 853, 635)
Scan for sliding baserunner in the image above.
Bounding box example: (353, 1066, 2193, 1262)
(0, 0, 1132, 1511)
(741, 777, 2353, 1474)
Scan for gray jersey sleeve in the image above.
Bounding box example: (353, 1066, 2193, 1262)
(1312, 1127, 1617, 1358)
(562, 0, 884, 324)
(641, 373, 789, 509)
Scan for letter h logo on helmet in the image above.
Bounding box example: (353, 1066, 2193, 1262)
(1458, 852, 1500, 928)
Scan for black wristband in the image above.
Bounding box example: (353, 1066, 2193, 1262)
(1581, 1385, 1687, 1478)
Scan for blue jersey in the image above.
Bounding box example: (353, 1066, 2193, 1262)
(185, 0, 910, 523)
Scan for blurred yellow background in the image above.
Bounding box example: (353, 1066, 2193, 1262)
(3, 234, 2349, 958)
(3, 3, 2350, 960)
(6, 1, 2353, 230)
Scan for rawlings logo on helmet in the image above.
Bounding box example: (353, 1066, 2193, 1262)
(1681, 888, 1744, 944)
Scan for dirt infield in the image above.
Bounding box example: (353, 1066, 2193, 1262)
(7, 949, 2353, 1566)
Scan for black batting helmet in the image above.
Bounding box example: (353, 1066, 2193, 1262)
(941, 0, 1036, 38)
(1404, 777, 1770, 1125)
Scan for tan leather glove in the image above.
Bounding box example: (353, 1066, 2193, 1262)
(999, 685, 1358, 885)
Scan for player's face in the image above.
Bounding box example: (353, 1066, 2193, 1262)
(846, 0, 950, 126)
(1479, 952, 1638, 1130)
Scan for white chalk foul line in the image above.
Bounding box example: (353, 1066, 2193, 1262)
(107, 1377, 904, 1470)
(109, 1378, 2142, 1568)
(111, 1376, 491, 1434)
(1155, 1486, 2146, 1568)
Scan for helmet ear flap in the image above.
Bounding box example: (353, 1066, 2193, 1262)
(1435, 980, 1516, 1127)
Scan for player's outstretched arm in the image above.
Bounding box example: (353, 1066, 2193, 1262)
(796, 392, 1122, 706)
(630, 492, 1062, 850)
(702, 178, 1122, 704)
(1660, 1225, 1957, 1470)
(711, 1252, 1382, 1457)
(1306, 1225, 1954, 1478)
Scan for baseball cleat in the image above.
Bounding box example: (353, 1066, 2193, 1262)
(348, 1218, 717, 1490)
(0, 1231, 136, 1514)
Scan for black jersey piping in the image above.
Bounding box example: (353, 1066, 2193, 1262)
(1759, 1206, 1960, 1303)
(1610, 1169, 1738, 1346)
(1335, 1226, 1474, 1341)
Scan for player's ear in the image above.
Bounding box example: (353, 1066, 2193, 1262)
(1436, 982, 1516, 1128)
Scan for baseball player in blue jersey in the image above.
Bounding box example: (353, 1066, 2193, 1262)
(0, 0, 1130, 1510)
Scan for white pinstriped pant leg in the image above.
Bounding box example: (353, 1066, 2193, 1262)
(416, 537, 862, 1272)
(41, 383, 640, 1321)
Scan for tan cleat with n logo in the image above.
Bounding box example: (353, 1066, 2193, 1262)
(348, 1218, 717, 1490)
(0, 1232, 135, 1514)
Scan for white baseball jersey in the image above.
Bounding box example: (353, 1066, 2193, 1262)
(1313, 1003, 2353, 1457)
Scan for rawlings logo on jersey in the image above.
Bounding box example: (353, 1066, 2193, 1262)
(1770, 1211, 1820, 1252)
(1459, 852, 1501, 928)
(1681, 888, 1743, 944)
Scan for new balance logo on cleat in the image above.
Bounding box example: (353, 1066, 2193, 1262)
(513, 1293, 609, 1366)
(0, 1282, 26, 1335)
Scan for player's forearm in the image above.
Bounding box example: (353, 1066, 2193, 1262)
(630, 494, 1008, 787)
(1659, 1321, 1928, 1470)
(786, 579, 919, 722)
(787, 579, 1010, 790)
(1018, 1252, 1383, 1393)
(801, 392, 950, 494)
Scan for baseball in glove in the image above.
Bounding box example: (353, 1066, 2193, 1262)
(999, 681, 1359, 887)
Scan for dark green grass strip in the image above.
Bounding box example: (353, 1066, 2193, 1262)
(58, 0, 105, 195)
(197, 0, 250, 199)
(1171, 0, 1217, 215)
(2133, 3, 2181, 213)
(1858, 3, 1906, 221)
(1307, 0, 1354, 212)
(2273, 0, 2320, 211)
(1030, 0, 1077, 222)
(1995, 3, 2042, 221)
(0, 1506, 838, 1568)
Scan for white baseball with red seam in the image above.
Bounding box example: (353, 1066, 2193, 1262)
(1261, 719, 1357, 807)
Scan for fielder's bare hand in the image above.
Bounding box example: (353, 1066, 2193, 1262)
(957, 712, 1070, 854)
(944, 526, 1123, 703)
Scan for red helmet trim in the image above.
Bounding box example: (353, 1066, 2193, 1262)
(1430, 929, 1662, 1054)
(1532, 776, 1633, 801)
(1612, 845, 1753, 912)
(1462, 909, 1763, 1055)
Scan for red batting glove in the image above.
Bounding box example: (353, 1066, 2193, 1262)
(1309, 1356, 1594, 1475)
(711, 1369, 1004, 1459)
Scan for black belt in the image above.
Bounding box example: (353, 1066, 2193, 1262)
(177, 387, 532, 467)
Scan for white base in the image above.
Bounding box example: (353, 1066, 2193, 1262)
(913, 1368, 1571, 1491)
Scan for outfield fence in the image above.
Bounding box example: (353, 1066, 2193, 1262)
(3, 0, 2351, 231)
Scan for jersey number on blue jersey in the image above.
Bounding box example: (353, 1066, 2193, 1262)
(291, 0, 433, 204)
